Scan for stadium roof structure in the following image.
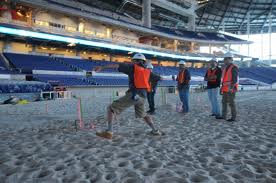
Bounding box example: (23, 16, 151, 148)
(197, 0, 276, 34)
(73, 0, 276, 34)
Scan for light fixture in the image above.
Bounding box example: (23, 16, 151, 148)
(0, 26, 242, 61)
(67, 43, 76, 47)
(16, 11, 23, 17)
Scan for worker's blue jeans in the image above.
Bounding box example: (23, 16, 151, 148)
(179, 88, 189, 113)
(207, 87, 220, 116)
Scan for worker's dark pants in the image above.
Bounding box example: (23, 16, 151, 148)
(222, 92, 237, 120)
(147, 91, 156, 112)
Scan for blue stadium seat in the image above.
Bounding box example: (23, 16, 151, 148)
(4, 53, 73, 71)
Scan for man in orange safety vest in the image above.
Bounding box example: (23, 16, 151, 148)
(216, 52, 239, 122)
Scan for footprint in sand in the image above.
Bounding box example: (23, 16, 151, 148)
(190, 174, 210, 182)
(117, 151, 132, 159)
(35, 169, 54, 179)
(118, 161, 129, 168)
(155, 177, 188, 183)
(146, 160, 162, 169)
(121, 171, 144, 183)
(54, 164, 65, 171)
(105, 172, 117, 181)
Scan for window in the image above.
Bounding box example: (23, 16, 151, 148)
(34, 20, 49, 27)
(66, 26, 77, 32)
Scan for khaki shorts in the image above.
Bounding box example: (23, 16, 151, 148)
(110, 91, 146, 118)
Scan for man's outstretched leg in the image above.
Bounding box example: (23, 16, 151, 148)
(96, 105, 115, 139)
(143, 115, 161, 135)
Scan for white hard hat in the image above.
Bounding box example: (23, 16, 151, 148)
(147, 63, 154, 69)
(224, 52, 233, 58)
(209, 58, 218, 62)
(132, 53, 146, 62)
(179, 60, 186, 65)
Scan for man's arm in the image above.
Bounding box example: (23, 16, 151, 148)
(204, 71, 208, 81)
(186, 70, 191, 81)
(150, 72, 162, 82)
(217, 68, 222, 84)
(231, 67, 238, 84)
(94, 64, 119, 72)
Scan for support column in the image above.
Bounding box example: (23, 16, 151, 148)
(76, 47, 81, 57)
(269, 12, 272, 66)
(3, 39, 12, 52)
(173, 40, 178, 51)
(261, 30, 264, 61)
(188, 16, 196, 31)
(190, 42, 195, 52)
(31, 44, 36, 53)
(222, 19, 225, 32)
(247, 12, 250, 56)
(158, 60, 161, 66)
(209, 44, 211, 54)
(78, 19, 85, 33)
(142, 0, 151, 28)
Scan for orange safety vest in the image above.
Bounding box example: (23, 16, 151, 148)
(177, 70, 185, 84)
(221, 64, 238, 93)
(207, 68, 217, 83)
(134, 64, 151, 91)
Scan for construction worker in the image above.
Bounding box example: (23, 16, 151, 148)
(94, 53, 162, 139)
(216, 52, 239, 122)
(176, 60, 191, 114)
(204, 58, 222, 117)
(146, 63, 161, 115)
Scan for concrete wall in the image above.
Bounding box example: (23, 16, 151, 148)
(9, 42, 31, 53)
(0, 41, 4, 51)
(84, 21, 107, 38)
(112, 29, 139, 43)
(35, 47, 76, 57)
(0, 4, 11, 20)
(67, 87, 129, 98)
(34, 11, 78, 27)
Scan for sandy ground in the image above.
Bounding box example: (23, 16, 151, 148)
(0, 91, 275, 183)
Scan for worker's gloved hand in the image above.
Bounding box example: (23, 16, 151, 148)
(229, 85, 236, 94)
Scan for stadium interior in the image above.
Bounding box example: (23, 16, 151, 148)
(0, 0, 276, 94)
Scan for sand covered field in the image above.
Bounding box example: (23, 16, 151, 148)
(0, 90, 275, 183)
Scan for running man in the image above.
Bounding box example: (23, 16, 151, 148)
(94, 53, 162, 139)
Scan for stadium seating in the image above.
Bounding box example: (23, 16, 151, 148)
(0, 55, 8, 73)
(58, 58, 119, 72)
(33, 74, 97, 86)
(239, 68, 276, 84)
(2, 53, 276, 88)
(152, 26, 246, 42)
(0, 80, 52, 93)
(4, 53, 73, 71)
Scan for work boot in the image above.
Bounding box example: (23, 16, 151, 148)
(148, 110, 156, 115)
(227, 118, 236, 122)
(216, 116, 226, 120)
(96, 131, 113, 139)
(150, 129, 162, 136)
